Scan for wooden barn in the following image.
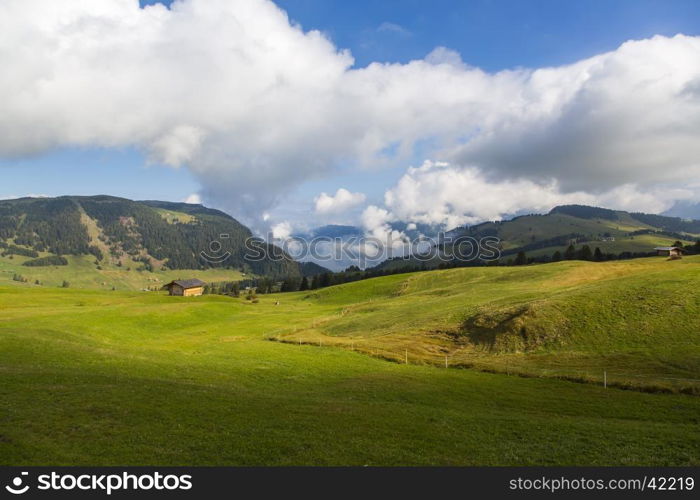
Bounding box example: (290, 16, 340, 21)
(163, 279, 206, 297)
(654, 246, 683, 258)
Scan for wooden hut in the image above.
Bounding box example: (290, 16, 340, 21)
(654, 246, 683, 258)
(162, 279, 206, 296)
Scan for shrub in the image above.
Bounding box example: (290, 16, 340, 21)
(22, 255, 68, 267)
(2, 245, 38, 258)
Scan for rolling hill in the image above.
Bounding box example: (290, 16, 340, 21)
(466, 204, 700, 256)
(377, 204, 700, 270)
(0, 195, 307, 290)
(1, 255, 698, 465)
(278, 255, 700, 394)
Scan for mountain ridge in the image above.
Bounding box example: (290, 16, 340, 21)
(0, 195, 302, 277)
(374, 204, 700, 271)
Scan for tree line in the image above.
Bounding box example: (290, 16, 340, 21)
(203, 239, 700, 298)
(509, 239, 700, 266)
(0, 196, 301, 277)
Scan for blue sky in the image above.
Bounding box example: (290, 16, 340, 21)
(277, 0, 700, 70)
(3, 0, 700, 230)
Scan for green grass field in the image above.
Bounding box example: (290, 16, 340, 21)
(520, 233, 695, 259)
(1, 257, 699, 465)
(0, 253, 247, 291)
(494, 212, 664, 248)
(282, 256, 700, 393)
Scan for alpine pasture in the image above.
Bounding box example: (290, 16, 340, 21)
(1, 257, 699, 465)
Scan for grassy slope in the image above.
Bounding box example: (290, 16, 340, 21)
(0, 200, 257, 291)
(0, 253, 246, 290)
(379, 223, 694, 271)
(465, 212, 697, 258)
(522, 233, 695, 259)
(153, 207, 196, 224)
(495, 213, 643, 249)
(1, 257, 699, 465)
(283, 256, 700, 392)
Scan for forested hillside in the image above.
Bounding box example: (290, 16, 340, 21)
(0, 196, 300, 277)
(376, 204, 700, 271)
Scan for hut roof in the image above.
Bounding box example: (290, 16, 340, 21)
(164, 279, 206, 289)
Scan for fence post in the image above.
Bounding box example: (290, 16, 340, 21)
(405, 349, 408, 364)
(445, 355, 448, 368)
(604, 370, 607, 389)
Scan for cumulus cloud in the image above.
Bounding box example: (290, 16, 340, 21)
(150, 125, 205, 167)
(271, 220, 293, 240)
(366, 160, 697, 230)
(449, 36, 700, 191)
(1, 0, 700, 224)
(183, 193, 201, 204)
(314, 188, 366, 215)
(360, 204, 408, 249)
(424, 47, 465, 68)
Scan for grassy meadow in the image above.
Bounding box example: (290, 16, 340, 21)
(0, 256, 699, 465)
(282, 256, 700, 393)
(0, 253, 247, 291)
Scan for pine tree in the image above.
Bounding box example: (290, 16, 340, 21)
(551, 250, 562, 262)
(299, 277, 309, 291)
(593, 247, 604, 261)
(514, 251, 528, 266)
(577, 245, 593, 261)
(310, 275, 320, 290)
(564, 244, 576, 260)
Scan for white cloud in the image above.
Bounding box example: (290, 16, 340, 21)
(1, 1, 700, 222)
(183, 193, 201, 204)
(360, 204, 407, 249)
(377, 22, 411, 37)
(424, 47, 465, 68)
(370, 160, 697, 229)
(150, 125, 205, 167)
(314, 188, 366, 214)
(0, 193, 49, 200)
(449, 36, 700, 191)
(360, 205, 392, 234)
(271, 220, 293, 240)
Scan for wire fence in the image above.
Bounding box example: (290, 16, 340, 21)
(266, 333, 700, 395)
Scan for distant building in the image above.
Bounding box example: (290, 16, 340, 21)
(654, 246, 683, 258)
(162, 279, 206, 296)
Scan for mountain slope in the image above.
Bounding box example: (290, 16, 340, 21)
(279, 255, 700, 393)
(0, 196, 301, 287)
(376, 204, 700, 270)
(467, 204, 699, 253)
